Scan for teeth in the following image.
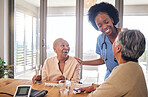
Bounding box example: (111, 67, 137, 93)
(63, 50, 69, 54)
(105, 29, 109, 32)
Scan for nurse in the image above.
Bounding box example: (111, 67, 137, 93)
(75, 2, 121, 79)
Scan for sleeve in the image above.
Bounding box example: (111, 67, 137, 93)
(71, 63, 81, 83)
(96, 35, 101, 55)
(87, 65, 131, 97)
(42, 59, 48, 81)
(87, 82, 120, 97)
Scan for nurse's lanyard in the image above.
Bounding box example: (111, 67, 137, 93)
(101, 27, 118, 62)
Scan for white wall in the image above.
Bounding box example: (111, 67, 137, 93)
(0, 0, 5, 59)
(124, 5, 148, 15)
(16, 0, 38, 16)
(0, 0, 9, 64)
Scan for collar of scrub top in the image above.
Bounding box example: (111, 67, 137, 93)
(101, 27, 118, 62)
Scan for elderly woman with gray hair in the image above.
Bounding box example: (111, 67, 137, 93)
(81, 29, 148, 97)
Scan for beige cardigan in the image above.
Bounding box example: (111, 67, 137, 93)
(42, 56, 80, 82)
(88, 61, 148, 97)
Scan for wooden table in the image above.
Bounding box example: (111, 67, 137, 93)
(0, 78, 89, 97)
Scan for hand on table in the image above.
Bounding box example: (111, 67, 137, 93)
(55, 75, 66, 81)
(32, 75, 42, 83)
(81, 85, 95, 93)
(32, 75, 37, 83)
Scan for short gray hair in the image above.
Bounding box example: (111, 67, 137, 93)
(115, 29, 145, 61)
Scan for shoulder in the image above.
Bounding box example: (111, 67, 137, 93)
(44, 56, 57, 65)
(67, 56, 80, 67)
(110, 62, 140, 79)
(98, 33, 105, 38)
(45, 56, 56, 61)
(68, 56, 78, 63)
(119, 61, 139, 70)
(97, 33, 105, 41)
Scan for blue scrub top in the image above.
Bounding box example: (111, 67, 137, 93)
(96, 33, 119, 80)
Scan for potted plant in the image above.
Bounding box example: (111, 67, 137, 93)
(0, 57, 13, 78)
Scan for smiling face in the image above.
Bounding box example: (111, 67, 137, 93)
(95, 12, 114, 36)
(53, 39, 70, 59)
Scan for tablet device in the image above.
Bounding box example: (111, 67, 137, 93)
(13, 85, 32, 97)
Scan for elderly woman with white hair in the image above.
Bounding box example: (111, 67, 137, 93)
(81, 29, 148, 97)
(32, 38, 80, 83)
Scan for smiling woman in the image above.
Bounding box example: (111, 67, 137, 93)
(32, 38, 81, 83)
(75, 2, 120, 81)
(53, 38, 70, 59)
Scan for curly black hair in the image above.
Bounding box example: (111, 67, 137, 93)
(88, 2, 119, 31)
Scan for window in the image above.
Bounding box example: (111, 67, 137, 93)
(15, 11, 25, 73)
(47, 17, 76, 57)
(46, 0, 76, 57)
(14, 0, 40, 76)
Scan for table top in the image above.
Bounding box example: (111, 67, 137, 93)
(0, 78, 89, 97)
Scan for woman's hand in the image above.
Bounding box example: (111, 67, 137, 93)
(32, 75, 37, 83)
(81, 85, 95, 93)
(55, 75, 66, 81)
(32, 75, 42, 83)
(74, 57, 83, 65)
